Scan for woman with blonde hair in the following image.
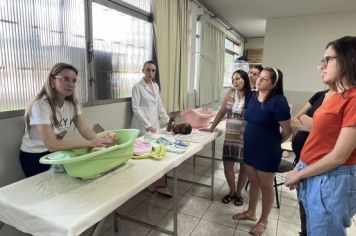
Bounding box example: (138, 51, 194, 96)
(19, 63, 115, 177)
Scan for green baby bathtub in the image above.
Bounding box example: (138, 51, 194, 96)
(40, 129, 139, 179)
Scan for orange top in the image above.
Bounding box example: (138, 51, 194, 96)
(301, 87, 356, 165)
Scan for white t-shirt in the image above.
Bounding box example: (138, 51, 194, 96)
(20, 98, 82, 153)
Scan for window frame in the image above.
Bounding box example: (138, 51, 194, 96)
(193, 19, 201, 91)
(87, 0, 153, 106)
(223, 37, 241, 88)
(0, 0, 153, 119)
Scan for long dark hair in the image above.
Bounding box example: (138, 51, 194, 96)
(260, 67, 284, 103)
(326, 36, 356, 92)
(232, 69, 252, 98)
(25, 63, 79, 132)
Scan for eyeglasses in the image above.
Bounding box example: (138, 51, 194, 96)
(319, 56, 337, 68)
(53, 75, 77, 84)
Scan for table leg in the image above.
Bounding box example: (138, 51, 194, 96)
(114, 169, 179, 235)
(114, 211, 119, 232)
(173, 167, 178, 236)
(211, 140, 215, 201)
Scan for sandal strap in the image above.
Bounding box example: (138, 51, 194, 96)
(249, 222, 268, 235)
(257, 222, 267, 228)
(221, 194, 233, 203)
(234, 196, 244, 206)
(232, 211, 257, 221)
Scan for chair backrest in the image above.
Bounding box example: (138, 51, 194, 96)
(277, 159, 294, 173)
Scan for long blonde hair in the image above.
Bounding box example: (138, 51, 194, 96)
(25, 63, 79, 131)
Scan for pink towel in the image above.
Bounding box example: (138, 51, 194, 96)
(133, 139, 152, 155)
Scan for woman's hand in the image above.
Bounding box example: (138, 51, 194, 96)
(90, 135, 116, 148)
(105, 132, 118, 144)
(285, 168, 301, 190)
(146, 127, 156, 133)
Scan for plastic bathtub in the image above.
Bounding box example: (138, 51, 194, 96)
(40, 129, 139, 179)
(180, 108, 216, 128)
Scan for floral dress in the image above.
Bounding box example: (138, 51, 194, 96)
(222, 89, 246, 162)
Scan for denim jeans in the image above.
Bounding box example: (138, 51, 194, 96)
(298, 161, 356, 236)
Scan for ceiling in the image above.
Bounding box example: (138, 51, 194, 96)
(198, 0, 356, 38)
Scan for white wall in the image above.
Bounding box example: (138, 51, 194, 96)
(245, 37, 264, 49)
(263, 13, 356, 112)
(264, 13, 356, 92)
(0, 102, 132, 187)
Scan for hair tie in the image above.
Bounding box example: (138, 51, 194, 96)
(271, 67, 279, 85)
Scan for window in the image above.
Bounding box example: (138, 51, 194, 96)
(92, 2, 152, 100)
(193, 20, 201, 91)
(0, 0, 152, 115)
(119, 0, 151, 12)
(223, 38, 241, 87)
(0, 0, 87, 112)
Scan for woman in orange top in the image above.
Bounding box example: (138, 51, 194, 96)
(285, 36, 356, 236)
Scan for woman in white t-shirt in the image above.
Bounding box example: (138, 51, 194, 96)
(20, 63, 116, 177)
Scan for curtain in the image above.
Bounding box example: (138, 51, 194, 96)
(197, 16, 225, 106)
(152, 0, 190, 112)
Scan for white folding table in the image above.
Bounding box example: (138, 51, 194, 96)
(0, 129, 222, 236)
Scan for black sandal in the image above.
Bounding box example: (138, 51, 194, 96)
(221, 194, 234, 204)
(234, 196, 244, 206)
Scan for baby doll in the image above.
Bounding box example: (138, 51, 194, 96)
(166, 117, 192, 135)
(92, 131, 118, 151)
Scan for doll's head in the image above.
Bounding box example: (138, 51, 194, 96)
(167, 116, 192, 135)
(172, 122, 192, 135)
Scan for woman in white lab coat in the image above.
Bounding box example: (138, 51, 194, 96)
(130, 60, 172, 197)
(130, 60, 169, 135)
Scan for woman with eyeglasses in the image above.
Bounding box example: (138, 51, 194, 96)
(285, 36, 356, 236)
(19, 63, 116, 178)
(232, 67, 292, 236)
(290, 87, 334, 236)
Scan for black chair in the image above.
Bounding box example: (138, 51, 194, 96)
(274, 159, 294, 208)
(245, 158, 294, 208)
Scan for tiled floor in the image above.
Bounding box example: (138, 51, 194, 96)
(2, 135, 356, 236)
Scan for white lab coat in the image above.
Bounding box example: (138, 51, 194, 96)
(130, 78, 169, 135)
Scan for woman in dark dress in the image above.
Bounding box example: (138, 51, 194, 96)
(232, 67, 292, 236)
(291, 89, 332, 236)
